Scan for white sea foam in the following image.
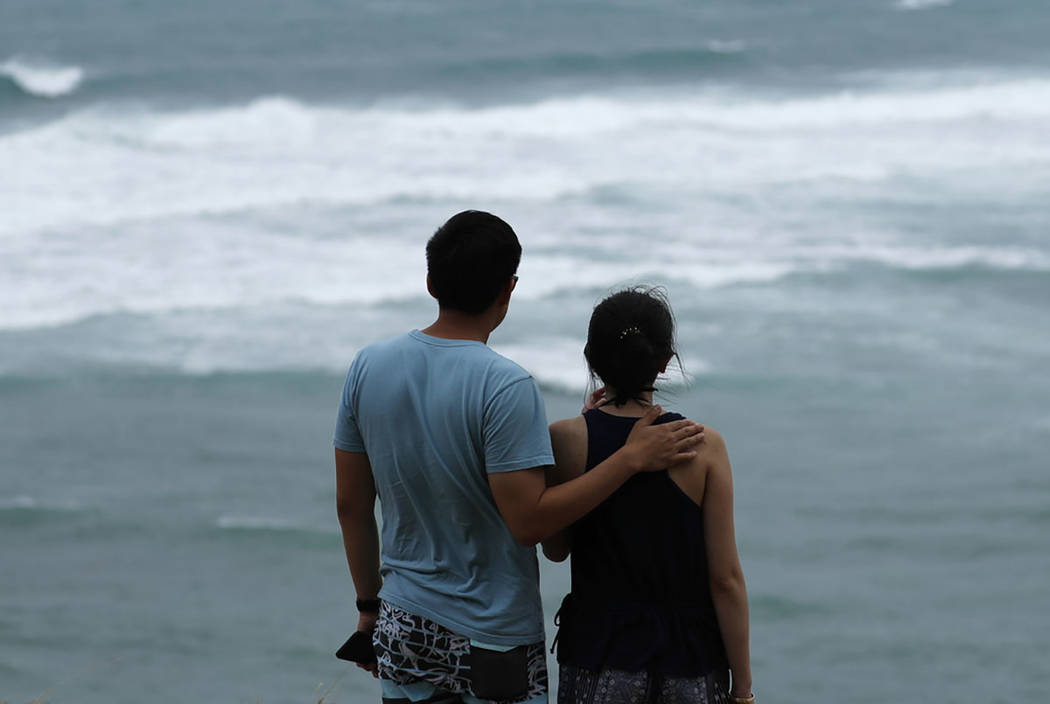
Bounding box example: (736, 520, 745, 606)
(3, 76, 1049, 242)
(852, 245, 1050, 271)
(2, 75, 1049, 382)
(0, 219, 432, 330)
(894, 0, 954, 11)
(492, 338, 591, 391)
(0, 495, 81, 511)
(705, 39, 746, 54)
(487, 339, 710, 393)
(0, 495, 39, 509)
(1, 57, 84, 97)
(785, 243, 1050, 272)
(6, 219, 1040, 334)
(215, 515, 334, 534)
(216, 515, 299, 530)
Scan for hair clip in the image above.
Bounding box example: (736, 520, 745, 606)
(618, 326, 642, 340)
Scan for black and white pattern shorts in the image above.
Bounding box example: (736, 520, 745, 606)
(557, 663, 729, 704)
(374, 601, 548, 704)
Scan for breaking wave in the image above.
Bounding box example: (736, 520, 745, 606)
(894, 0, 954, 11)
(0, 57, 84, 98)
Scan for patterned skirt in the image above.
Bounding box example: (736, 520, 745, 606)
(557, 663, 729, 704)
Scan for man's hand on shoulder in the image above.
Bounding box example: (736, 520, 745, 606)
(621, 405, 705, 472)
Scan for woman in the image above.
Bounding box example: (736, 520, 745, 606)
(543, 287, 754, 704)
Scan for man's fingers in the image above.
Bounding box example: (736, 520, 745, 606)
(674, 425, 704, 441)
(670, 450, 699, 465)
(672, 441, 701, 457)
(668, 421, 704, 440)
(635, 404, 663, 427)
(672, 429, 705, 453)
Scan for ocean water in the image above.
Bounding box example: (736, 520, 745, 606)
(2, 1, 1049, 702)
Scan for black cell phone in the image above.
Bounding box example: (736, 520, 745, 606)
(335, 631, 376, 664)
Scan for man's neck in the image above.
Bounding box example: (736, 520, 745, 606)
(421, 309, 494, 343)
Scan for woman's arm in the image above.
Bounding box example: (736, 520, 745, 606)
(701, 430, 753, 699)
(539, 416, 589, 561)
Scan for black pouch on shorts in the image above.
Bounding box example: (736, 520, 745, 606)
(465, 644, 530, 701)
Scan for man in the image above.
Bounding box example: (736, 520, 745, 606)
(334, 210, 704, 704)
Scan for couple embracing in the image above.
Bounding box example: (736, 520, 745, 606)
(334, 211, 753, 704)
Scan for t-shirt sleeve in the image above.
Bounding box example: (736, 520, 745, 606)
(333, 360, 366, 453)
(483, 377, 555, 473)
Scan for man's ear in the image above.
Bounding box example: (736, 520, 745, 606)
(426, 275, 436, 299)
(497, 277, 516, 305)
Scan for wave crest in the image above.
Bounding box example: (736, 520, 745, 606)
(216, 515, 300, 531)
(0, 57, 84, 98)
(5, 75, 1050, 240)
(894, 0, 954, 10)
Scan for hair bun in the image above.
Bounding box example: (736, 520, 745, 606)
(584, 287, 678, 407)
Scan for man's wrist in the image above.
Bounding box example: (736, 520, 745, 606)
(613, 445, 644, 475)
(356, 610, 379, 634)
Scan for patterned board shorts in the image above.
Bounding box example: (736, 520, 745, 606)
(374, 601, 548, 704)
(557, 664, 730, 704)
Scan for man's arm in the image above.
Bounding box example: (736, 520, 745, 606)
(489, 405, 703, 547)
(335, 449, 382, 634)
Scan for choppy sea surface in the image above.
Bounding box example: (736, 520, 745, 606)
(2, 1, 1048, 702)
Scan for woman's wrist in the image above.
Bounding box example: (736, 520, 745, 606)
(729, 674, 753, 703)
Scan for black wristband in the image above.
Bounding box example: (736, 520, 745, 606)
(356, 598, 381, 614)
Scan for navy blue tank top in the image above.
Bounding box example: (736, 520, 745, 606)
(553, 409, 728, 677)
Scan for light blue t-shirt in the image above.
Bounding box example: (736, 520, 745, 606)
(334, 330, 554, 645)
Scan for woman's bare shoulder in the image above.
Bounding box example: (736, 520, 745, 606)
(670, 415, 727, 456)
(548, 415, 589, 483)
(550, 415, 587, 441)
(697, 424, 727, 455)
(668, 422, 727, 505)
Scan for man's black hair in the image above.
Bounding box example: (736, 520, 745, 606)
(426, 210, 522, 314)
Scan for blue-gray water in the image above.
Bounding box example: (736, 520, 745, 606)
(2, 1, 1049, 702)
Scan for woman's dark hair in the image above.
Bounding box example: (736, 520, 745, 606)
(426, 210, 522, 314)
(585, 287, 679, 406)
